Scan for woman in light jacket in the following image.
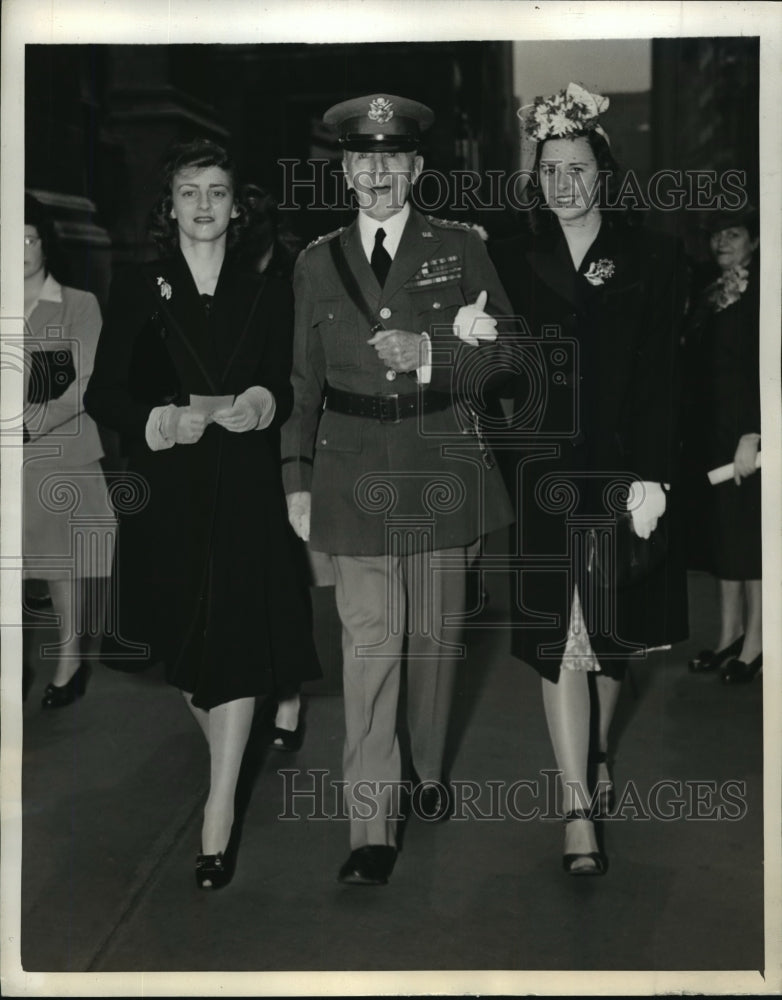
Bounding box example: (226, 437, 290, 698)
(23, 193, 115, 708)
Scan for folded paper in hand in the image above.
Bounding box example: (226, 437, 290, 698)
(707, 452, 762, 485)
(189, 394, 235, 418)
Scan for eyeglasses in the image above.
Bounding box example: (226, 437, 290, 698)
(24, 236, 41, 247)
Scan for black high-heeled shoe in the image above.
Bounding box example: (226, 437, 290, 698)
(195, 851, 232, 890)
(269, 698, 305, 752)
(41, 661, 90, 709)
(688, 634, 744, 673)
(588, 750, 614, 816)
(562, 809, 607, 877)
(270, 722, 304, 752)
(721, 652, 762, 684)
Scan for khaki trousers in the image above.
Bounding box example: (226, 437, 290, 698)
(332, 546, 467, 848)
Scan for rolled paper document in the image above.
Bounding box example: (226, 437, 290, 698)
(707, 452, 762, 485)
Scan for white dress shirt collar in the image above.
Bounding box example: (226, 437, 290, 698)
(357, 202, 411, 261)
(25, 273, 62, 320)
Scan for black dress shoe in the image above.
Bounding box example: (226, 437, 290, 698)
(689, 634, 744, 673)
(562, 810, 607, 877)
(337, 845, 396, 885)
(270, 721, 304, 752)
(41, 662, 90, 709)
(413, 780, 452, 822)
(195, 851, 232, 890)
(721, 652, 762, 684)
(25, 579, 52, 609)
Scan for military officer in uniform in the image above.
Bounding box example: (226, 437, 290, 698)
(282, 93, 514, 885)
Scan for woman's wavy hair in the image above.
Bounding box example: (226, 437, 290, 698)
(148, 138, 248, 254)
(523, 129, 635, 234)
(24, 192, 68, 281)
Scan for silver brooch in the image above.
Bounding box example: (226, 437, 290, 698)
(368, 97, 394, 124)
(156, 276, 172, 300)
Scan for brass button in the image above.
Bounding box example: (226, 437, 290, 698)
(432, 301, 441, 310)
(385, 369, 397, 381)
(327, 312, 334, 320)
(379, 307, 392, 320)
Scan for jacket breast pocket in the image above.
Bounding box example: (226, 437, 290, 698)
(408, 283, 466, 335)
(313, 298, 360, 370)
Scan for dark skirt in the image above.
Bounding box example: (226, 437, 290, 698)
(709, 472, 762, 580)
(508, 490, 689, 685)
(101, 429, 321, 709)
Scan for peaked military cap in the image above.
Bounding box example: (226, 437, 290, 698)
(323, 93, 434, 152)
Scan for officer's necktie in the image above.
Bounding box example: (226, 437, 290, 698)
(371, 227, 392, 287)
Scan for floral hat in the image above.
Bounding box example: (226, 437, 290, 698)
(518, 82, 610, 144)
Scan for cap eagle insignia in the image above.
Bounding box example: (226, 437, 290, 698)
(367, 97, 394, 124)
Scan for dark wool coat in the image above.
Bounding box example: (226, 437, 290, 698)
(84, 250, 320, 709)
(683, 260, 761, 580)
(490, 218, 689, 680)
(281, 208, 515, 556)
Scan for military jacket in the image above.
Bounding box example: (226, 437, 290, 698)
(281, 208, 515, 555)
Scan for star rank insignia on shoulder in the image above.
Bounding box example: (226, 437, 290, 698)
(426, 215, 475, 232)
(305, 227, 345, 250)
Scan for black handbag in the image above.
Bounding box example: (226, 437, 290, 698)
(590, 511, 668, 589)
(27, 348, 75, 403)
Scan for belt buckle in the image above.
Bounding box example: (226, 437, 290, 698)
(377, 393, 400, 423)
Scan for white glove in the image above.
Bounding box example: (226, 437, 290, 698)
(453, 290, 498, 346)
(286, 491, 311, 542)
(626, 481, 666, 540)
(152, 405, 207, 447)
(212, 387, 275, 433)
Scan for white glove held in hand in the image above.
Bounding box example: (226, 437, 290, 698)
(453, 290, 498, 346)
(158, 405, 207, 446)
(626, 481, 666, 539)
(212, 387, 275, 433)
(286, 491, 311, 542)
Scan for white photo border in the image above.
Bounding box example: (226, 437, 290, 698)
(2, 1, 780, 996)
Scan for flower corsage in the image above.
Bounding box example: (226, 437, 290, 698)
(583, 259, 615, 286)
(156, 276, 172, 300)
(707, 264, 749, 312)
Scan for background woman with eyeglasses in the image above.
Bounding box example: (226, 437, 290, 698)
(23, 192, 116, 708)
(685, 207, 762, 684)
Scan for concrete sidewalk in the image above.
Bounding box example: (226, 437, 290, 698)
(15, 567, 765, 980)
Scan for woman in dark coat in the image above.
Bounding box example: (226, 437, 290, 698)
(490, 84, 688, 874)
(84, 139, 320, 888)
(685, 208, 761, 683)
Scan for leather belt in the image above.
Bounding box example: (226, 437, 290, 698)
(325, 386, 451, 423)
